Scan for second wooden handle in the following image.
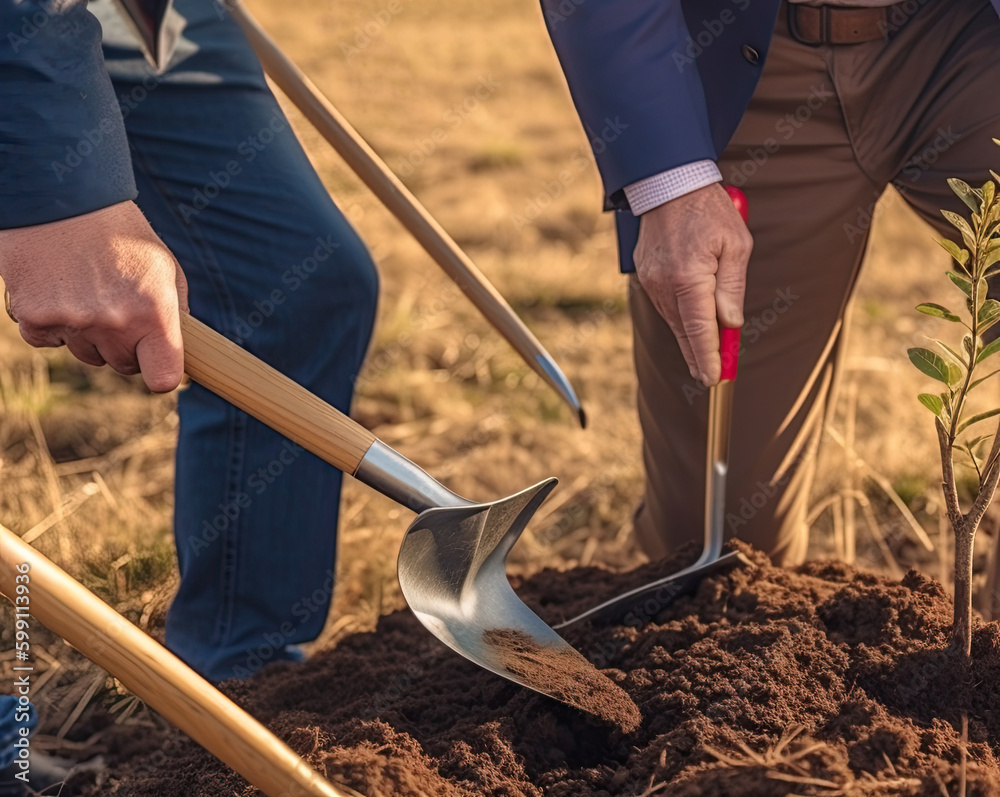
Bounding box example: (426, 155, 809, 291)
(181, 314, 375, 475)
(0, 526, 358, 797)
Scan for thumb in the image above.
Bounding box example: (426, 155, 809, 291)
(715, 225, 751, 329)
(135, 314, 185, 393)
(175, 263, 190, 315)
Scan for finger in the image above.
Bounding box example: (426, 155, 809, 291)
(65, 338, 107, 368)
(18, 324, 66, 349)
(174, 262, 190, 315)
(673, 270, 721, 386)
(646, 286, 700, 382)
(135, 314, 185, 393)
(715, 226, 751, 329)
(633, 248, 700, 380)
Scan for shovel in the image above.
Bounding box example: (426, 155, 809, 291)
(555, 187, 753, 630)
(181, 314, 640, 729)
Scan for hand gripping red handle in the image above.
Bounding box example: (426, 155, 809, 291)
(719, 186, 748, 382)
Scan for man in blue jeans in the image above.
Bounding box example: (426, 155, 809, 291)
(1, 0, 378, 789)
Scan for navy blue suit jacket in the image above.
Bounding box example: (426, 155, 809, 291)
(0, 0, 172, 230)
(541, 0, 1000, 271)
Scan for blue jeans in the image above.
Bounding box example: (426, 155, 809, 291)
(3, 0, 376, 762)
(0, 696, 35, 770)
(98, 0, 377, 682)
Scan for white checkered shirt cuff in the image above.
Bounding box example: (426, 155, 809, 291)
(623, 160, 723, 216)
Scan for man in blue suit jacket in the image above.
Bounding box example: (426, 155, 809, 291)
(0, 1, 377, 788)
(541, 1, 1000, 565)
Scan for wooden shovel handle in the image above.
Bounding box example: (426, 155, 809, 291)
(0, 526, 359, 797)
(181, 314, 375, 475)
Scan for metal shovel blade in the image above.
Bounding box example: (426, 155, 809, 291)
(180, 316, 635, 726)
(397, 478, 641, 731)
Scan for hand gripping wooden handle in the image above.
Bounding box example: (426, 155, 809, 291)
(0, 525, 360, 797)
(181, 314, 375, 475)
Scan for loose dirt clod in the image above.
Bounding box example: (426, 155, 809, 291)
(74, 541, 1000, 796)
(481, 627, 641, 733)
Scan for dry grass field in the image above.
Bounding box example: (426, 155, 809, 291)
(2, 0, 997, 762)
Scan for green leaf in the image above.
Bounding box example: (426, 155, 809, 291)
(970, 367, 1000, 391)
(936, 339, 968, 368)
(916, 302, 961, 322)
(984, 180, 996, 209)
(985, 203, 1000, 232)
(938, 239, 970, 267)
(977, 336, 1000, 364)
(980, 299, 1000, 331)
(957, 407, 1000, 434)
(908, 347, 955, 385)
(963, 434, 990, 452)
(949, 178, 982, 214)
(917, 393, 944, 416)
(948, 271, 973, 296)
(983, 247, 1000, 274)
(942, 209, 977, 249)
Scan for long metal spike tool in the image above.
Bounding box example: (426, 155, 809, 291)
(219, 0, 585, 427)
(180, 314, 640, 729)
(555, 187, 754, 629)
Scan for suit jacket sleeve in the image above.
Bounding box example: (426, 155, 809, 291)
(0, 0, 137, 230)
(540, 0, 716, 210)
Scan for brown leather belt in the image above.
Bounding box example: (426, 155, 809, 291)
(787, 2, 914, 45)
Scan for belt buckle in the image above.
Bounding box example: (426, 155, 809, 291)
(787, 3, 828, 47)
(819, 6, 830, 44)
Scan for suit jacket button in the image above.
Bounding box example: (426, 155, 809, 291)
(742, 44, 760, 64)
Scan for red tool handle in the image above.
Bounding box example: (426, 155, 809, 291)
(720, 326, 741, 382)
(724, 184, 749, 224)
(720, 186, 748, 382)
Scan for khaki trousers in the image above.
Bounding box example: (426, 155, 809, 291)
(632, 0, 1000, 566)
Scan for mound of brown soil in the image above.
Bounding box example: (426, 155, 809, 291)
(80, 543, 1000, 796)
